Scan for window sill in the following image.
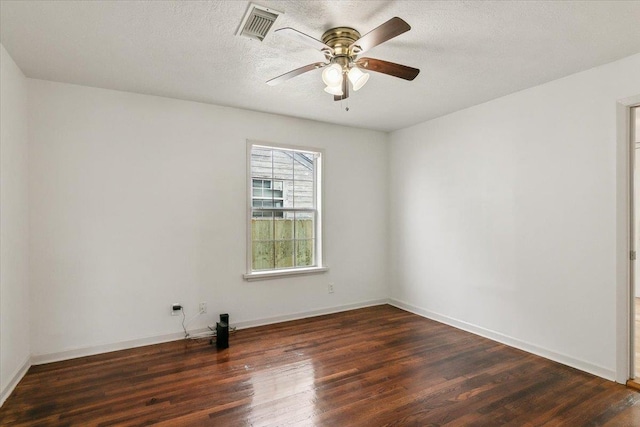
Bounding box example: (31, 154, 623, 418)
(243, 266, 329, 281)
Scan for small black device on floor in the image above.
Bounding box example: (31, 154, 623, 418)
(216, 313, 229, 349)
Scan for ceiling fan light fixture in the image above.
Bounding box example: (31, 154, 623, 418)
(321, 63, 343, 86)
(348, 66, 370, 91)
(266, 18, 419, 103)
(324, 84, 343, 96)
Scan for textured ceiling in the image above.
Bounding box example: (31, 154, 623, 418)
(1, 0, 640, 132)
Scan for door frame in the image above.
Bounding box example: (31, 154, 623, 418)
(617, 96, 640, 384)
(629, 106, 638, 382)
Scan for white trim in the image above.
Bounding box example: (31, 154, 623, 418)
(245, 140, 326, 278)
(7, 297, 618, 408)
(28, 300, 387, 366)
(630, 106, 638, 380)
(389, 298, 616, 381)
(0, 355, 31, 407)
(31, 328, 209, 365)
(232, 299, 388, 330)
(616, 94, 640, 384)
(243, 266, 329, 281)
(315, 152, 324, 268)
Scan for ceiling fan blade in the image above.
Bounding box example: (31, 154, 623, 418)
(334, 77, 349, 101)
(356, 57, 420, 81)
(266, 62, 327, 86)
(349, 17, 411, 54)
(275, 27, 334, 55)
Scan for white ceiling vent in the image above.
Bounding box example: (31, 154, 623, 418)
(237, 3, 282, 42)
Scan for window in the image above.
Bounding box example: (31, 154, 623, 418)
(252, 179, 284, 217)
(245, 142, 326, 279)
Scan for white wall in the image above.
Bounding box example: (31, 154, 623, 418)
(0, 45, 30, 400)
(8, 38, 638, 388)
(28, 79, 389, 359)
(389, 53, 640, 380)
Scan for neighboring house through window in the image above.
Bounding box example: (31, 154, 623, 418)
(252, 178, 284, 217)
(245, 142, 326, 279)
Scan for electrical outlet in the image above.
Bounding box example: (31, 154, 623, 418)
(171, 303, 182, 316)
(328, 283, 334, 294)
(199, 302, 207, 314)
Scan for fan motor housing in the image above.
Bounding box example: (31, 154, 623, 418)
(321, 27, 361, 56)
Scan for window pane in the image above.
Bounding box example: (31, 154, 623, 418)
(264, 188, 283, 198)
(252, 215, 273, 241)
(294, 153, 314, 182)
(281, 210, 293, 220)
(272, 149, 294, 180)
(252, 241, 274, 270)
(293, 181, 314, 208)
(295, 212, 314, 239)
(274, 218, 293, 240)
(275, 240, 294, 268)
(282, 180, 294, 208)
(249, 145, 321, 273)
(295, 239, 314, 267)
(251, 149, 273, 180)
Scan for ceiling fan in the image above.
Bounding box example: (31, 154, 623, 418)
(266, 17, 420, 101)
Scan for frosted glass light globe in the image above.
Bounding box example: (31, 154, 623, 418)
(348, 67, 370, 91)
(322, 63, 343, 87)
(324, 85, 343, 96)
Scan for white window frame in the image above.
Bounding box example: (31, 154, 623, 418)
(243, 141, 328, 281)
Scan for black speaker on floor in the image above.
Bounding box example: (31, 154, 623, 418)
(220, 313, 229, 325)
(216, 313, 229, 349)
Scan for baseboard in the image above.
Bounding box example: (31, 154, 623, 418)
(1, 355, 31, 407)
(31, 329, 209, 365)
(9, 298, 611, 407)
(389, 298, 616, 381)
(626, 379, 640, 391)
(30, 298, 388, 366)
(233, 299, 389, 330)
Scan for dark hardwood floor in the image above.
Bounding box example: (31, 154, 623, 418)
(1, 305, 639, 426)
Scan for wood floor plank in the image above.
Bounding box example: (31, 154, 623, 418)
(0, 305, 638, 426)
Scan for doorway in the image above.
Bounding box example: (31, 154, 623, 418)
(632, 106, 640, 381)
